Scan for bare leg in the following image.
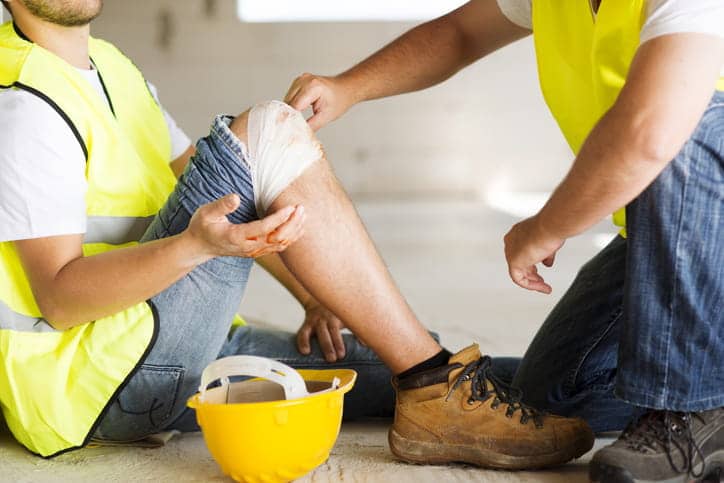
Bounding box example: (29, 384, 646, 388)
(231, 109, 440, 374)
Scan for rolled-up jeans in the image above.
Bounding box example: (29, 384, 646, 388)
(495, 90, 724, 432)
(94, 115, 393, 441)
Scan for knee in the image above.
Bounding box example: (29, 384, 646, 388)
(243, 100, 324, 215)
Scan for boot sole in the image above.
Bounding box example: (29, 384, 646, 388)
(589, 449, 724, 483)
(388, 427, 594, 470)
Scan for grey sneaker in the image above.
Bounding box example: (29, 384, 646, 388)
(589, 409, 724, 483)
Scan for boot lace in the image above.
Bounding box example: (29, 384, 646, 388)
(446, 356, 544, 428)
(619, 410, 707, 477)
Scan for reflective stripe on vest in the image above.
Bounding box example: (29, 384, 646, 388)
(0, 299, 57, 333)
(85, 215, 155, 245)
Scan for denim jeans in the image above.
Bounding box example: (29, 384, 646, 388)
(94, 116, 393, 441)
(499, 91, 724, 432)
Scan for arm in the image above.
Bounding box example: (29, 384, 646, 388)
(284, 0, 530, 130)
(504, 33, 724, 293)
(256, 253, 349, 361)
(15, 195, 305, 330)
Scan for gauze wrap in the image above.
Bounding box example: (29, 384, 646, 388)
(245, 100, 323, 216)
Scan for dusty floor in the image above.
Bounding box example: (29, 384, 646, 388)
(0, 199, 619, 482)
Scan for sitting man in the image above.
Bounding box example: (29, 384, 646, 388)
(0, 0, 592, 469)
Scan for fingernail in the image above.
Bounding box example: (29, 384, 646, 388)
(297, 205, 305, 215)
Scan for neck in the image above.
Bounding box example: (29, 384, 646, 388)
(13, 15, 91, 69)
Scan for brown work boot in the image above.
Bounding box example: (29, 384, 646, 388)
(389, 344, 594, 469)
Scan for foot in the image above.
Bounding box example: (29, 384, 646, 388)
(389, 344, 594, 470)
(589, 408, 724, 483)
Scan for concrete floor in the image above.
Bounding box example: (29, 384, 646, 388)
(0, 199, 619, 482)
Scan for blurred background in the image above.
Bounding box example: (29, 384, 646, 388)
(91, 0, 574, 199)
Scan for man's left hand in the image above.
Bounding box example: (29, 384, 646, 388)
(296, 302, 347, 362)
(504, 215, 565, 294)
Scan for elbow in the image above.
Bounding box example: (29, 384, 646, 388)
(636, 129, 680, 166)
(36, 297, 75, 330)
(612, 101, 690, 167)
(624, 116, 685, 168)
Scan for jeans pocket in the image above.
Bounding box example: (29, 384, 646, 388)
(113, 364, 185, 435)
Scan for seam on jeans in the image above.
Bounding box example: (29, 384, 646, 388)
(563, 307, 622, 397)
(163, 194, 189, 237)
(659, 139, 694, 405)
(221, 117, 259, 216)
(616, 385, 724, 412)
(212, 116, 252, 172)
(116, 365, 185, 430)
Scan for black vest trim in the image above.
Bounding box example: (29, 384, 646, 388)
(12, 82, 89, 161)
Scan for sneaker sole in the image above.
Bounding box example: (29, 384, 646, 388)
(588, 449, 724, 483)
(388, 427, 594, 470)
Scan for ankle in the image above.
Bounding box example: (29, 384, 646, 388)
(397, 349, 452, 380)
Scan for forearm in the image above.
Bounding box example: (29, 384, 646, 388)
(24, 234, 207, 329)
(338, 19, 470, 102)
(536, 106, 673, 239)
(257, 252, 315, 308)
(338, 0, 528, 103)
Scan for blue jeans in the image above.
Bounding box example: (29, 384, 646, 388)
(499, 91, 724, 432)
(94, 116, 393, 441)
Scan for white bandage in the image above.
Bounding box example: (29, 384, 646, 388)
(245, 100, 323, 216)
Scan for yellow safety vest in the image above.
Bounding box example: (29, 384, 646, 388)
(532, 0, 724, 231)
(0, 21, 176, 457)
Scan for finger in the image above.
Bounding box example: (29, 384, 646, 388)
(306, 112, 326, 132)
(267, 206, 305, 243)
(296, 325, 312, 355)
(316, 326, 337, 362)
(329, 322, 346, 359)
(240, 236, 284, 257)
(284, 78, 302, 105)
(289, 85, 322, 114)
(510, 267, 552, 294)
(243, 205, 296, 240)
(268, 212, 305, 246)
(247, 245, 282, 258)
(201, 194, 240, 220)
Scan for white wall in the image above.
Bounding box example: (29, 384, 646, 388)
(93, 0, 573, 200)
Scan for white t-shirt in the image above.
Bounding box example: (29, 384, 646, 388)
(0, 67, 191, 242)
(496, 0, 724, 75)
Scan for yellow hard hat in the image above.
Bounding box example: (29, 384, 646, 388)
(187, 356, 357, 483)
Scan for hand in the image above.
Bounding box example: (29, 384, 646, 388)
(503, 215, 565, 294)
(284, 73, 356, 131)
(185, 194, 305, 260)
(296, 302, 347, 362)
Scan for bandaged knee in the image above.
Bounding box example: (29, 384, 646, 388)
(244, 100, 323, 216)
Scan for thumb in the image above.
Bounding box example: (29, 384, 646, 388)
(204, 194, 240, 220)
(542, 252, 556, 267)
(306, 112, 325, 132)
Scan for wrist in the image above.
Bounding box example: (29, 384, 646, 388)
(301, 296, 319, 311)
(178, 229, 214, 267)
(531, 212, 565, 246)
(334, 71, 366, 105)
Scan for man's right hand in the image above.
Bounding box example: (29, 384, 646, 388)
(284, 73, 356, 131)
(185, 194, 306, 261)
